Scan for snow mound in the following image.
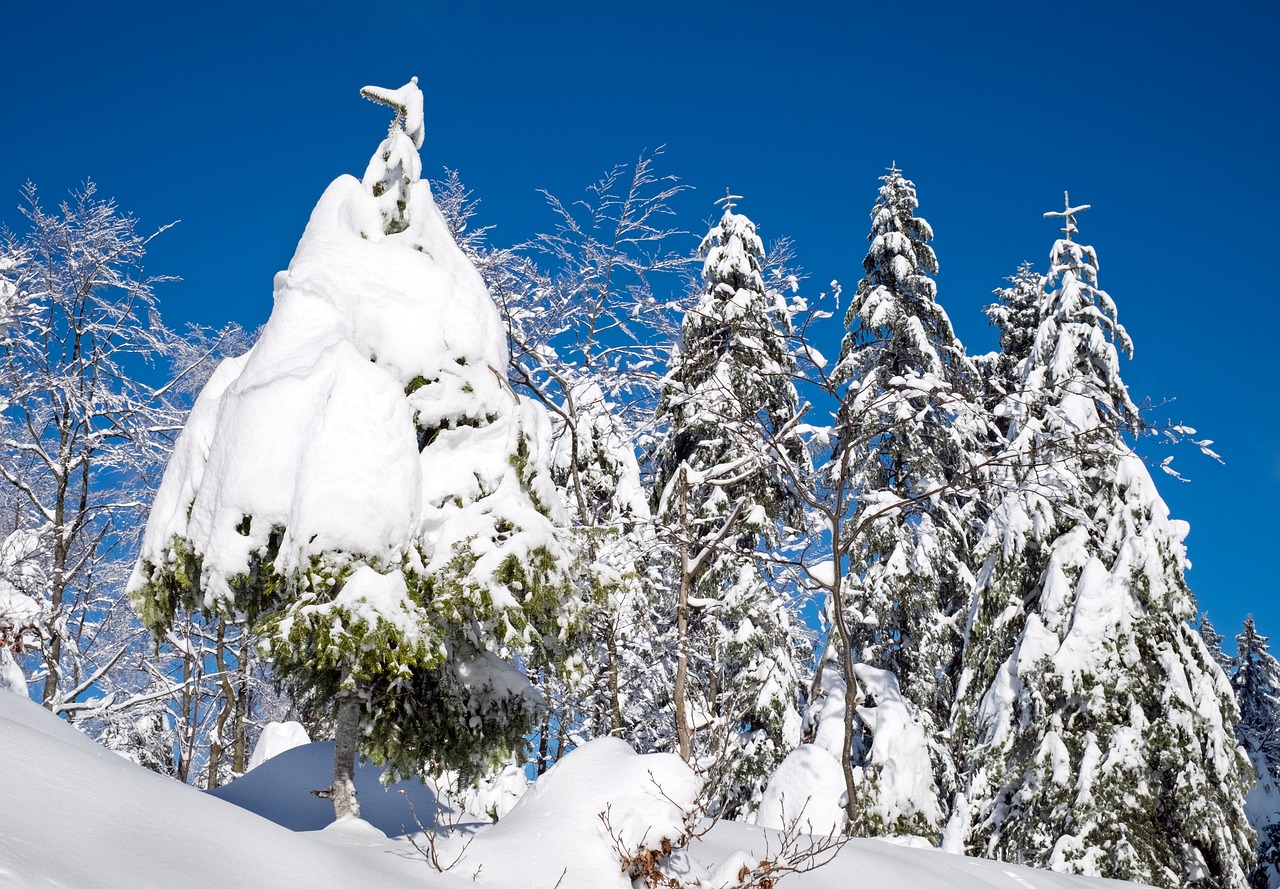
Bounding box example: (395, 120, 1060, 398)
(0, 692, 433, 889)
(247, 719, 311, 770)
(756, 744, 846, 836)
(209, 740, 438, 836)
(464, 737, 701, 889)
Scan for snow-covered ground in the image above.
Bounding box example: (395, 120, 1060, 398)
(1, 692, 1139, 889)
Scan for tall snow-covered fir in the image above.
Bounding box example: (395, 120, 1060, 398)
(947, 195, 1253, 889)
(651, 196, 809, 816)
(129, 78, 579, 819)
(823, 166, 983, 838)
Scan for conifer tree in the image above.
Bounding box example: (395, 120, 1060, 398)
(1234, 616, 1280, 889)
(948, 196, 1253, 889)
(1200, 612, 1235, 675)
(828, 166, 981, 838)
(981, 262, 1044, 431)
(544, 379, 670, 762)
(130, 78, 577, 821)
(651, 195, 808, 817)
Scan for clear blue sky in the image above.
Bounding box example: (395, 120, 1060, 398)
(3, 1, 1277, 644)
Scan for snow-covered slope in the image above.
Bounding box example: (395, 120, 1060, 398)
(208, 740, 438, 835)
(0, 693, 444, 889)
(1, 693, 1138, 889)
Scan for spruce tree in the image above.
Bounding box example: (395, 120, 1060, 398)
(1234, 616, 1280, 889)
(130, 78, 578, 820)
(829, 166, 980, 838)
(651, 195, 808, 817)
(948, 196, 1253, 889)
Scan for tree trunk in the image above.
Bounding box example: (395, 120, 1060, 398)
(829, 566, 864, 836)
(606, 621, 623, 733)
(328, 685, 362, 821)
(231, 630, 251, 775)
(537, 687, 551, 776)
(674, 467, 693, 762)
(207, 621, 232, 790)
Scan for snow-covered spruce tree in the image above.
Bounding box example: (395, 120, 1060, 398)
(650, 196, 809, 817)
(130, 78, 578, 820)
(946, 196, 1252, 888)
(980, 262, 1044, 430)
(546, 379, 671, 757)
(824, 166, 982, 839)
(1234, 616, 1280, 889)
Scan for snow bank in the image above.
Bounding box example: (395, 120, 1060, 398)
(0, 692, 445, 889)
(463, 737, 700, 889)
(210, 739, 437, 835)
(755, 744, 846, 835)
(247, 719, 311, 770)
(1, 692, 1138, 889)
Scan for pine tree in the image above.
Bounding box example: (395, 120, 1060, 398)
(651, 196, 809, 817)
(948, 195, 1253, 889)
(828, 166, 981, 838)
(130, 78, 578, 821)
(1234, 616, 1280, 889)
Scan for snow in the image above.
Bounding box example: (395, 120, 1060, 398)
(465, 737, 700, 889)
(755, 744, 846, 835)
(852, 663, 944, 833)
(0, 648, 25, 695)
(1, 692, 1141, 889)
(211, 739, 438, 835)
(247, 720, 311, 770)
(1247, 746, 1280, 828)
(129, 76, 573, 746)
(361, 77, 425, 149)
(0, 690, 443, 889)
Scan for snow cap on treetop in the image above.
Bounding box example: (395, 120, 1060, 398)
(360, 76, 425, 149)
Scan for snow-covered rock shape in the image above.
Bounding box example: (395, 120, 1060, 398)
(130, 77, 575, 780)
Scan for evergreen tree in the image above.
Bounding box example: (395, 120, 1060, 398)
(1234, 616, 1280, 889)
(1201, 612, 1235, 675)
(130, 78, 578, 820)
(948, 196, 1253, 889)
(980, 262, 1044, 433)
(651, 196, 809, 817)
(829, 166, 981, 838)
(432, 156, 691, 773)
(543, 378, 671, 765)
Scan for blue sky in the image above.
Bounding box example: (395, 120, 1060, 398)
(3, 1, 1277, 644)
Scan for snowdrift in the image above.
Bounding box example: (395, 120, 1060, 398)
(0, 692, 436, 889)
(1, 693, 1138, 889)
(207, 740, 438, 835)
